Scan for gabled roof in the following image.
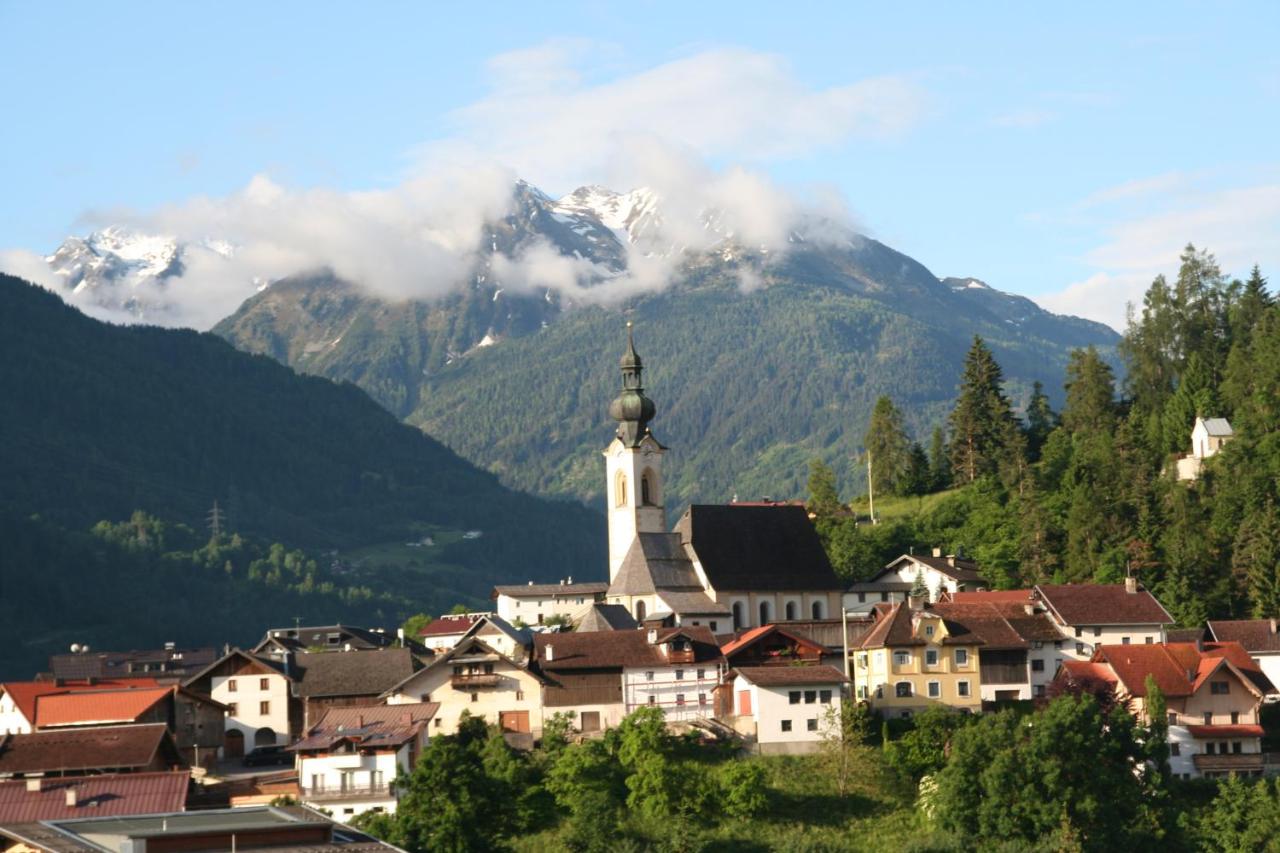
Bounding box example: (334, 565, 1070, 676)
(35, 689, 173, 728)
(1088, 642, 1271, 699)
(609, 532, 702, 596)
(492, 581, 608, 598)
(720, 624, 826, 659)
(734, 665, 849, 687)
(534, 626, 723, 671)
(654, 590, 731, 616)
(461, 614, 531, 647)
(930, 601, 1063, 648)
(380, 636, 545, 699)
(47, 648, 219, 682)
(1034, 583, 1174, 627)
(0, 771, 189, 822)
(0, 725, 180, 775)
(881, 553, 987, 584)
(253, 624, 403, 653)
(1207, 619, 1280, 653)
(675, 505, 841, 592)
(418, 614, 486, 638)
(290, 648, 420, 698)
(181, 648, 290, 690)
(291, 703, 438, 753)
(574, 604, 639, 632)
(856, 603, 989, 650)
(1197, 417, 1234, 437)
(0, 679, 162, 727)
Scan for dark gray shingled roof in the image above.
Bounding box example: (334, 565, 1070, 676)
(609, 532, 702, 595)
(575, 604, 640, 632)
(655, 590, 732, 615)
(290, 648, 420, 698)
(675, 505, 842, 593)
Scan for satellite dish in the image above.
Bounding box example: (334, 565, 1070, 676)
(82, 645, 90, 653)
(70, 644, 82, 653)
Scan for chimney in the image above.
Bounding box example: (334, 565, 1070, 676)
(932, 547, 943, 558)
(947, 555, 956, 568)
(1125, 577, 1138, 594)
(1271, 618, 1277, 635)
(65, 787, 78, 808)
(527, 580, 534, 586)
(647, 628, 658, 645)
(356, 714, 364, 728)
(1023, 603, 1035, 616)
(545, 644, 554, 662)
(164, 642, 176, 652)
(568, 575, 573, 585)
(25, 778, 42, 792)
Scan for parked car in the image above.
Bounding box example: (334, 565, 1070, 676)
(242, 745, 293, 767)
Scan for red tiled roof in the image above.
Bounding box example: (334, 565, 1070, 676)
(1, 679, 161, 726)
(419, 615, 485, 637)
(1034, 584, 1173, 627)
(948, 590, 1033, 604)
(0, 771, 188, 822)
(1089, 643, 1269, 699)
(720, 624, 825, 658)
(1184, 725, 1265, 738)
(1059, 660, 1118, 685)
(291, 702, 438, 752)
(734, 665, 848, 686)
(35, 688, 171, 728)
(1207, 619, 1280, 653)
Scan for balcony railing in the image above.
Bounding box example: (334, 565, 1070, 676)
(451, 673, 502, 689)
(1192, 753, 1265, 773)
(301, 784, 392, 802)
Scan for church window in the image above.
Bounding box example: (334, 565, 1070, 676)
(641, 471, 655, 506)
(759, 601, 772, 626)
(812, 601, 825, 619)
(732, 603, 745, 630)
(785, 601, 798, 621)
(635, 600, 646, 621)
(615, 471, 628, 507)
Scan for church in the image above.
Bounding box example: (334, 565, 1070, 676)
(601, 325, 844, 633)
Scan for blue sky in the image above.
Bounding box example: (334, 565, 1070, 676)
(2, 2, 1277, 330)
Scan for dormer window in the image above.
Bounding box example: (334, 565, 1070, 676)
(925, 625, 935, 637)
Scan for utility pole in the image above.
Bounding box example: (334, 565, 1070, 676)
(207, 500, 224, 541)
(866, 450, 876, 525)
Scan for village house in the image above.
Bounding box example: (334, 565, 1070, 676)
(47, 645, 218, 683)
(851, 601, 984, 717)
(288, 648, 422, 730)
(0, 771, 190, 823)
(182, 649, 299, 759)
(725, 666, 848, 755)
(599, 327, 844, 630)
(720, 624, 828, 669)
(492, 580, 609, 626)
(1055, 641, 1274, 779)
(1032, 580, 1174, 660)
(1176, 416, 1234, 481)
(292, 703, 438, 820)
(1206, 619, 1280, 699)
(0, 679, 161, 736)
(933, 593, 1070, 701)
(383, 618, 547, 741)
(845, 549, 989, 613)
(416, 613, 490, 652)
(0, 725, 185, 779)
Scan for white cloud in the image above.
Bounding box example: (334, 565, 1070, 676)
(2, 43, 923, 329)
(1037, 178, 1280, 331)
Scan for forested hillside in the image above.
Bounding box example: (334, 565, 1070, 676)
(809, 246, 1279, 627)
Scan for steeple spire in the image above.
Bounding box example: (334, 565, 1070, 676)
(608, 321, 657, 447)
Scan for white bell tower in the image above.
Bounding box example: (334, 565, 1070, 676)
(604, 323, 667, 582)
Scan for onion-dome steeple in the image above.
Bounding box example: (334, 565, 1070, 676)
(608, 322, 657, 447)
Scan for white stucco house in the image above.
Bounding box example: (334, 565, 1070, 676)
(844, 549, 989, 613)
(491, 580, 608, 626)
(1176, 416, 1234, 481)
(1207, 619, 1280, 701)
(184, 649, 296, 758)
(726, 665, 848, 755)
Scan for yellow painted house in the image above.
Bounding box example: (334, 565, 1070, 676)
(852, 602, 984, 717)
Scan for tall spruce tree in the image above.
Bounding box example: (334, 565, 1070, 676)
(948, 337, 1020, 485)
(1024, 381, 1057, 462)
(1234, 500, 1280, 619)
(929, 425, 951, 491)
(1062, 347, 1117, 436)
(864, 395, 911, 496)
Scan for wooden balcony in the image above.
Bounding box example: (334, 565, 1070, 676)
(451, 673, 502, 689)
(1192, 752, 1265, 774)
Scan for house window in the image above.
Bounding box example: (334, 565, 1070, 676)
(697, 669, 705, 680)
(1171, 743, 1181, 756)
(759, 601, 772, 625)
(1168, 713, 1177, 725)
(228, 679, 237, 692)
(819, 690, 832, 704)
(954, 649, 969, 666)
(789, 691, 801, 704)
(1031, 659, 1045, 672)
(1203, 712, 1213, 725)
(1076, 643, 1086, 655)
(1122, 637, 1131, 645)
(1231, 712, 1240, 724)
(648, 695, 656, 705)
(698, 693, 707, 706)
(895, 682, 912, 698)
(471, 693, 479, 702)
(957, 681, 970, 698)
(259, 678, 269, 690)
(1092, 627, 1101, 637)
(925, 649, 939, 666)
(804, 690, 817, 704)
(880, 592, 889, 602)
(1074, 627, 1083, 638)
(927, 681, 941, 698)
(516, 690, 525, 701)
(434, 718, 442, 728)
(311, 774, 325, 792)
(807, 718, 818, 732)
(453, 665, 463, 676)
(781, 720, 792, 732)
(372, 770, 384, 789)
(1206, 743, 1216, 755)
(812, 601, 825, 619)
(1233, 742, 1243, 754)
(227, 703, 238, 716)
(1145, 637, 1154, 644)
(858, 653, 869, 667)
(1034, 684, 1046, 698)
(710, 622, 718, 632)
(875, 686, 883, 699)
(893, 651, 911, 666)
(676, 694, 686, 706)
(646, 671, 654, 681)
(259, 701, 270, 715)
(858, 593, 866, 603)
(857, 685, 868, 699)
(1210, 681, 1229, 695)
(484, 663, 495, 674)
(925, 625, 935, 637)
(675, 669, 684, 681)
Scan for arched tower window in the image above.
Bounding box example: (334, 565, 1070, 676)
(635, 600, 646, 621)
(759, 601, 772, 626)
(732, 602, 745, 631)
(615, 471, 628, 507)
(641, 472, 653, 506)
(812, 600, 825, 619)
(785, 601, 798, 621)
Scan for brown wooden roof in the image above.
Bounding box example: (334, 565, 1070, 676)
(534, 626, 723, 671)
(0, 725, 181, 775)
(734, 665, 849, 686)
(1034, 583, 1173, 627)
(1207, 619, 1280, 653)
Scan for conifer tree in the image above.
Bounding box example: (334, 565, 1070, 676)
(948, 337, 1019, 485)
(1061, 347, 1117, 436)
(807, 458, 841, 517)
(1024, 381, 1057, 462)
(864, 395, 911, 496)
(901, 442, 932, 496)
(929, 425, 951, 491)
(1234, 500, 1280, 619)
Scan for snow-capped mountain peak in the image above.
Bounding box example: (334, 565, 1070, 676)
(553, 185, 662, 245)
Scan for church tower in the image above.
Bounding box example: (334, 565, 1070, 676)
(604, 322, 667, 582)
